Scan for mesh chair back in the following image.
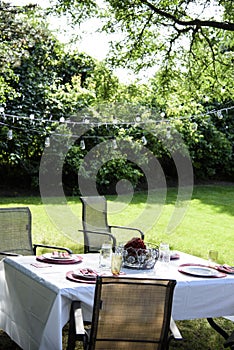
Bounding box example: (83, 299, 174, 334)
(0, 207, 34, 256)
(81, 196, 109, 233)
(80, 196, 116, 253)
(89, 276, 176, 350)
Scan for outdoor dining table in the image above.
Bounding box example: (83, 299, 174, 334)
(0, 251, 234, 350)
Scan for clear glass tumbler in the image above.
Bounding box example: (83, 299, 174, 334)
(99, 243, 112, 268)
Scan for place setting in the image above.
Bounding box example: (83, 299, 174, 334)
(178, 263, 227, 278)
(178, 250, 234, 278)
(36, 251, 83, 265)
(66, 245, 125, 284)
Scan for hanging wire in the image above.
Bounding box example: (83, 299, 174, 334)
(0, 104, 233, 141)
(0, 104, 233, 127)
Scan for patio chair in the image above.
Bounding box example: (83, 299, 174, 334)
(67, 276, 183, 350)
(0, 207, 72, 257)
(80, 196, 144, 253)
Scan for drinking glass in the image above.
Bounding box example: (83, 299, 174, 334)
(159, 243, 170, 263)
(99, 243, 112, 269)
(111, 253, 122, 275)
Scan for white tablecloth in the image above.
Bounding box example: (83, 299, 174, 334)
(0, 252, 234, 350)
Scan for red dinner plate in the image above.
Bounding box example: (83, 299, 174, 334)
(66, 270, 97, 284)
(36, 255, 83, 265)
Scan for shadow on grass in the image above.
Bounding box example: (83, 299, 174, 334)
(0, 183, 233, 217)
(1, 318, 233, 350)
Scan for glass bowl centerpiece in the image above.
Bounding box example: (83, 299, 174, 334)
(122, 237, 159, 270)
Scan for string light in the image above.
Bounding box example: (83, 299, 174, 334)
(135, 115, 141, 123)
(217, 110, 223, 119)
(112, 139, 118, 149)
(80, 139, 86, 150)
(1, 104, 233, 127)
(44, 137, 50, 148)
(7, 129, 13, 140)
(83, 116, 90, 124)
(0, 104, 233, 146)
(166, 127, 171, 139)
(191, 122, 198, 131)
(141, 135, 147, 145)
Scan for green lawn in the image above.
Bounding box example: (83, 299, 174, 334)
(0, 183, 234, 349)
(0, 184, 233, 264)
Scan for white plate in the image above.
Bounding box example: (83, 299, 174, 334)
(178, 264, 226, 278)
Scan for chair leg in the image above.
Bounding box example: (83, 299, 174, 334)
(207, 318, 229, 340)
(224, 331, 234, 349)
(67, 301, 88, 350)
(67, 302, 77, 350)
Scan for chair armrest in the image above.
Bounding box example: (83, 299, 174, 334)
(170, 318, 183, 340)
(109, 225, 144, 240)
(33, 244, 72, 255)
(78, 230, 117, 245)
(78, 229, 117, 253)
(0, 251, 22, 257)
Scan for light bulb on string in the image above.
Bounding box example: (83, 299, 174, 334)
(217, 110, 223, 120)
(221, 86, 226, 94)
(112, 139, 118, 149)
(7, 129, 13, 140)
(135, 115, 141, 123)
(44, 137, 50, 148)
(80, 139, 86, 150)
(29, 114, 34, 122)
(59, 116, 65, 123)
(141, 135, 147, 145)
(166, 127, 171, 139)
(83, 116, 90, 124)
(191, 122, 198, 131)
(113, 116, 118, 124)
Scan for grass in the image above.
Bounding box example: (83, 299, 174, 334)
(0, 183, 234, 349)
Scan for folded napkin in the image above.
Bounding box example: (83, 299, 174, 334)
(72, 268, 98, 281)
(51, 251, 71, 259)
(170, 252, 180, 260)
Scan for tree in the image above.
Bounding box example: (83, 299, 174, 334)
(0, 2, 96, 189)
(45, 1, 234, 71)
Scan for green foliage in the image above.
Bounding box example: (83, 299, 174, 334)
(0, 1, 233, 194)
